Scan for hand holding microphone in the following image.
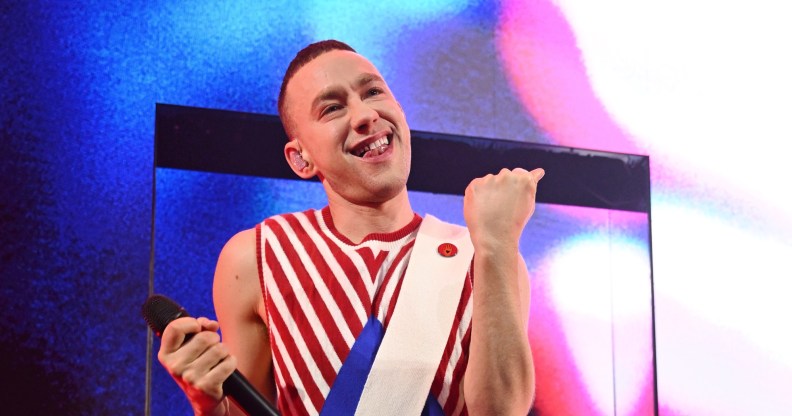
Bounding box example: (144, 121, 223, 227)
(143, 294, 279, 416)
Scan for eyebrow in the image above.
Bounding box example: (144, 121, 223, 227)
(310, 73, 386, 112)
(354, 73, 384, 88)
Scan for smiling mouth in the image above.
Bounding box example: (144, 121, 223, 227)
(354, 136, 391, 158)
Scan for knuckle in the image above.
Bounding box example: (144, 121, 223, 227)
(215, 342, 229, 356)
(158, 351, 181, 372)
(189, 336, 209, 349)
(193, 377, 213, 391)
(195, 380, 222, 399)
(226, 355, 238, 368)
(207, 343, 228, 361)
(182, 369, 200, 386)
(192, 331, 220, 348)
(157, 351, 171, 367)
(217, 358, 237, 379)
(206, 331, 221, 343)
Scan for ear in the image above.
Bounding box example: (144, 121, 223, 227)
(284, 140, 317, 179)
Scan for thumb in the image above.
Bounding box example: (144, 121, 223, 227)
(531, 168, 545, 182)
(196, 316, 220, 332)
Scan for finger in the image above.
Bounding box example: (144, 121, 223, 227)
(196, 317, 220, 331)
(161, 330, 223, 374)
(182, 341, 231, 382)
(195, 355, 238, 398)
(182, 349, 236, 395)
(208, 354, 237, 383)
(183, 330, 222, 356)
(464, 177, 480, 195)
(160, 317, 201, 353)
(530, 168, 545, 182)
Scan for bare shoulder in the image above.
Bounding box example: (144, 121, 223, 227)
(216, 228, 258, 276)
(213, 227, 276, 403)
(213, 228, 263, 319)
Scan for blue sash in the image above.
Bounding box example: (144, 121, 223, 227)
(321, 316, 444, 416)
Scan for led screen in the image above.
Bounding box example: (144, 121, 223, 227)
(151, 164, 654, 415)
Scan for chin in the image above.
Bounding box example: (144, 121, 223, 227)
(362, 180, 408, 204)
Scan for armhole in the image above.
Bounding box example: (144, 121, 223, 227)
(256, 222, 269, 327)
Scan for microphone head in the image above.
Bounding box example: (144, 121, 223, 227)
(141, 294, 191, 338)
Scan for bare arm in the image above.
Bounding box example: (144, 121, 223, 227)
(157, 228, 274, 416)
(462, 168, 543, 415)
(213, 228, 276, 415)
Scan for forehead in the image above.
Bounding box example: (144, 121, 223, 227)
(286, 50, 385, 108)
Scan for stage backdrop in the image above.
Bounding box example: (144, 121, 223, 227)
(2, 1, 790, 415)
(149, 104, 654, 415)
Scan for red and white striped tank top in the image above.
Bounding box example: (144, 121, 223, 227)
(256, 207, 473, 416)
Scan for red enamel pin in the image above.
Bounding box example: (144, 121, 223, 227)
(437, 243, 458, 258)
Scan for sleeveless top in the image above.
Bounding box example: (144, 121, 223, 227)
(256, 207, 473, 416)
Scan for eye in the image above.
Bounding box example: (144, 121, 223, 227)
(322, 104, 342, 116)
(367, 87, 384, 97)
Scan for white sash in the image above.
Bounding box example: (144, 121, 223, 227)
(354, 215, 474, 416)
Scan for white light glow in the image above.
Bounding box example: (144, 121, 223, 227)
(651, 197, 792, 413)
(557, 0, 792, 230)
(554, 1, 792, 413)
(545, 234, 653, 414)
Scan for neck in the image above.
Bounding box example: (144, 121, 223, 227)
(325, 188, 415, 244)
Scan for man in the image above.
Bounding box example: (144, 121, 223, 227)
(158, 40, 541, 416)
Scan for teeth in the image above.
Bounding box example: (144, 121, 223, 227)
(357, 137, 390, 157)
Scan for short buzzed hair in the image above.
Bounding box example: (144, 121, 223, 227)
(277, 40, 356, 139)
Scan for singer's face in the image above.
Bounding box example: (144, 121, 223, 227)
(283, 50, 411, 205)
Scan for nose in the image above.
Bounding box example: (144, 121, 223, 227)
(349, 98, 378, 134)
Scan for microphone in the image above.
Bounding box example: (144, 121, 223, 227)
(142, 294, 280, 416)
